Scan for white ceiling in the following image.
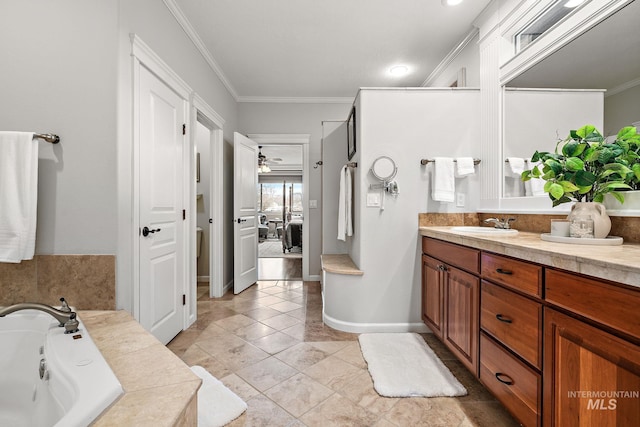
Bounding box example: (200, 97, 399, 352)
(507, 0, 640, 92)
(171, 0, 491, 100)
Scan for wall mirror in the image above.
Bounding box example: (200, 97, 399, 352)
(371, 156, 397, 182)
(370, 156, 399, 209)
(501, 0, 640, 198)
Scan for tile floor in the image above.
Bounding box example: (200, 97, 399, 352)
(167, 281, 519, 426)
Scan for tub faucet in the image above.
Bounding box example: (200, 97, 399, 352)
(484, 217, 516, 229)
(0, 298, 79, 334)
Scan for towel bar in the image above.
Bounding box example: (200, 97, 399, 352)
(34, 133, 60, 144)
(420, 158, 480, 165)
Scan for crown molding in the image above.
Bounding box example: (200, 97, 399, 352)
(421, 28, 479, 87)
(606, 76, 640, 98)
(238, 96, 354, 104)
(162, 0, 239, 101)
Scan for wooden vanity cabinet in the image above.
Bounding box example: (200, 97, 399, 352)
(480, 253, 543, 426)
(422, 255, 444, 339)
(421, 234, 640, 426)
(544, 308, 640, 427)
(422, 238, 480, 375)
(543, 270, 640, 427)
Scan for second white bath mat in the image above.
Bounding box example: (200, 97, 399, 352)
(358, 333, 467, 398)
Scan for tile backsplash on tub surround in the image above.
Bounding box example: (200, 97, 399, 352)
(0, 255, 115, 309)
(419, 213, 640, 243)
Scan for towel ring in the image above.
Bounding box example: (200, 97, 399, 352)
(371, 156, 397, 181)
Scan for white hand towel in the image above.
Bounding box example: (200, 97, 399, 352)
(346, 165, 353, 237)
(525, 159, 546, 196)
(337, 166, 353, 241)
(0, 131, 38, 263)
(455, 157, 475, 177)
(507, 157, 526, 177)
(431, 157, 455, 203)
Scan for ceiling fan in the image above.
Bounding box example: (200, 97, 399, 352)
(258, 146, 282, 173)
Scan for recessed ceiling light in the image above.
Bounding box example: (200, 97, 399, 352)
(564, 0, 585, 8)
(389, 65, 409, 77)
(442, 0, 464, 6)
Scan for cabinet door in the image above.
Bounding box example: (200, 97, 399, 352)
(422, 255, 444, 339)
(445, 265, 479, 375)
(544, 308, 640, 426)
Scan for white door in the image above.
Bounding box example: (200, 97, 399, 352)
(233, 132, 259, 294)
(138, 65, 185, 345)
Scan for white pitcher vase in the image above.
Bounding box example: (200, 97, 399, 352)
(567, 202, 611, 239)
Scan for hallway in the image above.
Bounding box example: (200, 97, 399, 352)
(167, 281, 517, 426)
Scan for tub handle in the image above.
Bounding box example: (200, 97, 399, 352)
(39, 358, 49, 381)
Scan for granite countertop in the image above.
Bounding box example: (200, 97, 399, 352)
(419, 226, 640, 288)
(78, 310, 200, 427)
(321, 254, 364, 275)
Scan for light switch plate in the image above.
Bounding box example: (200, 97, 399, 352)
(367, 192, 381, 207)
(456, 193, 466, 207)
(310, 199, 318, 209)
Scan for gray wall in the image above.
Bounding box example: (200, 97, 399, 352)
(1, 0, 119, 254)
(2, 0, 239, 310)
(238, 102, 351, 277)
(605, 85, 640, 136)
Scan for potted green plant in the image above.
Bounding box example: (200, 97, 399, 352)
(603, 126, 640, 210)
(521, 124, 637, 238)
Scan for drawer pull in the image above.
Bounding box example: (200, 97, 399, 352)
(496, 268, 513, 275)
(438, 264, 448, 272)
(496, 314, 513, 324)
(495, 372, 514, 385)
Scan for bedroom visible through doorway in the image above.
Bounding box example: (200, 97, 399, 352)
(256, 145, 303, 280)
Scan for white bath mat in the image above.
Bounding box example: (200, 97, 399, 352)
(190, 365, 247, 427)
(358, 333, 467, 397)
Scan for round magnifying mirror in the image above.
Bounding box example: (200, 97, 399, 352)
(371, 156, 397, 181)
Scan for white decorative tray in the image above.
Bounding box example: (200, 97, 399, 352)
(540, 234, 623, 246)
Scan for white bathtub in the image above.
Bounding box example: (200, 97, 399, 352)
(0, 309, 123, 427)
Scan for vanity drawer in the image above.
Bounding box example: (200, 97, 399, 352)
(480, 333, 541, 427)
(481, 281, 542, 369)
(546, 269, 640, 340)
(481, 253, 542, 298)
(422, 237, 480, 274)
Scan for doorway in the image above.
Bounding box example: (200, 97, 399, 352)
(191, 95, 225, 305)
(257, 172, 303, 280)
(248, 134, 310, 281)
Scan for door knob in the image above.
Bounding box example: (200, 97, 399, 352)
(142, 226, 161, 237)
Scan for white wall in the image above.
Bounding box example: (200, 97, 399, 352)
(503, 89, 604, 197)
(323, 89, 480, 328)
(238, 102, 351, 277)
(1, 0, 119, 254)
(605, 84, 640, 136)
(116, 0, 239, 309)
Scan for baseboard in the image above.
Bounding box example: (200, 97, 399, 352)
(306, 274, 321, 282)
(197, 275, 210, 282)
(322, 311, 429, 334)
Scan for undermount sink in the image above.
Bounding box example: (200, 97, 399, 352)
(450, 226, 519, 236)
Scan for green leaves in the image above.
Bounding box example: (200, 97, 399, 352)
(521, 125, 639, 205)
(565, 157, 584, 171)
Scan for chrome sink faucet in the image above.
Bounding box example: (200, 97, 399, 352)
(0, 297, 79, 334)
(483, 217, 516, 229)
